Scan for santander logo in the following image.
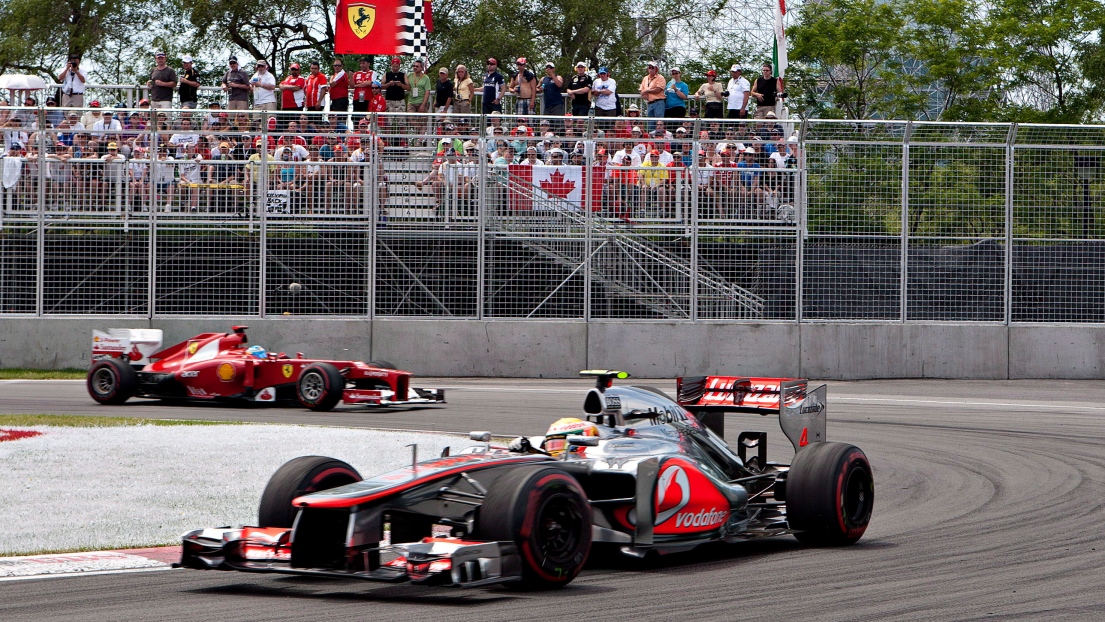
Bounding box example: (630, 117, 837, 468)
(655, 464, 691, 525)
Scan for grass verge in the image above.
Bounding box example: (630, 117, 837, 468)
(0, 414, 238, 428)
(0, 368, 86, 380)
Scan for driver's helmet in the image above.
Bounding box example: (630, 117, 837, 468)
(246, 345, 267, 359)
(543, 417, 599, 457)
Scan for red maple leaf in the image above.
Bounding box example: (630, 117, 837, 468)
(538, 169, 577, 199)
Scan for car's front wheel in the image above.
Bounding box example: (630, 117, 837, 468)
(258, 456, 362, 527)
(475, 466, 592, 589)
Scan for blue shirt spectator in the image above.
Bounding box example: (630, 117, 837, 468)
(665, 71, 689, 112)
(482, 59, 505, 114)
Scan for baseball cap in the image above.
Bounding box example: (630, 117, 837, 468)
(90, 100, 101, 107)
(631, 126, 642, 133)
(575, 61, 586, 68)
(371, 80, 381, 87)
(229, 55, 238, 63)
(598, 66, 609, 74)
(765, 111, 777, 119)
(671, 67, 681, 73)
(155, 51, 166, 57)
(255, 59, 267, 66)
(676, 127, 687, 133)
(255, 137, 264, 145)
(647, 61, 658, 68)
(744, 147, 755, 154)
(439, 67, 448, 74)
(181, 55, 193, 63)
(545, 62, 555, 69)
(290, 63, 300, 70)
(391, 56, 401, 63)
(219, 142, 230, 148)
(138, 98, 149, 105)
(628, 104, 639, 112)
(516, 57, 527, 65)
(463, 140, 476, 150)
(706, 70, 717, 76)
(487, 58, 497, 65)
(107, 142, 117, 149)
(730, 64, 741, 72)
(649, 149, 659, 155)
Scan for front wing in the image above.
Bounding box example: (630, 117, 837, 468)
(342, 386, 445, 407)
(179, 527, 518, 587)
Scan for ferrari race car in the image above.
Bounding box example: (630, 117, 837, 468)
(180, 370, 873, 590)
(86, 326, 444, 410)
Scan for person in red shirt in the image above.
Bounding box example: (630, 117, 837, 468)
(279, 64, 307, 130)
(304, 61, 328, 111)
(329, 59, 349, 113)
(351, 57, 374, 116)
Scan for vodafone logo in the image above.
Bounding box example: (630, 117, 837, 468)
(655, 464, 691, 525)
(675, 507, 728, 528)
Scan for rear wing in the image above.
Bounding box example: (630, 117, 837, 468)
(677, 376, 827, 451)
(91, 329, 164, 366)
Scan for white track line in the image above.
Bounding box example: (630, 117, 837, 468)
(0, 566, 174, 582)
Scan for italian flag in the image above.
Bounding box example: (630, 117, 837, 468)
(773, 0, 787, 79)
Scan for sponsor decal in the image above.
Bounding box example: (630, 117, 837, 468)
(674, 507, 728, 528)
(800, 399, 823, 415)
(186, 386, 208, 396)
(255, 388, 275, 402)
(282, 364, 294, 379)
(344, 390, 383, 402)
(605, 396, 622, 409)
(655, 464, 691, 525)
(216, 363, 236, 382)
(362, 370, 389, 378)
(180, 370, 199, 378)
(187, 341, 199, 355)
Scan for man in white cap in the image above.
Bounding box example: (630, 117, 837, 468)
(538, 62, 564, 117)
(725, 64, 750, 119)
(639, 60, 666, 125)
(591, 66, 618, 128)
(566, 61, 593, 117)
(250, 59, 278, 110)
(179, 55, 200, 108)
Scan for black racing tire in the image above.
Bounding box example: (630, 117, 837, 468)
(296, 363, 345, 411)
(87, 358, 138, 405)
(368, 360, 397, 370)
(258, 456, 362, 528)
(786, 442, 874, 546)
(475, 466, 592, 590)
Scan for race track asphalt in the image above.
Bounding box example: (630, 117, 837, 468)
(2, 378, 1105, 621)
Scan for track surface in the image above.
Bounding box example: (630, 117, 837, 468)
(3, 378, 1105, 621)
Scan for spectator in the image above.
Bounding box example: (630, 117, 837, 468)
(43, 97, 63, 127)
(639, 149, 669, 215)
(482, 58, 504, 114)
(222, 56, 252, 110)
(80, 101, 102, 135)
(538, 62, 564, 117)
(280, 63, 307, 119)
(750, 62, 782, 119)
(639, 61, 666, 123)
(383, 57, 408, 113)
(152, 146, 176, 210)
(664, 68, 689, 118)
(305, 61, 328, 114)
(406, 59, 432, 138)
(435, 67, 454, 115)
(91, 110, 123, 153)
(591, 67, 618, 124)
(177, 143, 204, 211)
(725, 65, 750, 119)
(59, 55, 86, 108)
(147, 51, 178, 109)
(250, 60, 278, 111)
(179, 55, 200, 109)
(695, 70, 724, 118)
(736, 146, 763, 217)
(351, 57, 374, 114)
(510, 58, 536, 115)
(169, 117, 200, 157)
(368, 81, 387, 113)
(329, 58, 349, 113)
(453, 65, 474, 115)
(566, 62, 592, 117)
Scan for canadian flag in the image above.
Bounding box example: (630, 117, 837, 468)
(508, 164, 604, 211)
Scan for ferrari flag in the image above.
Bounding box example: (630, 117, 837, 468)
(335, 0, 402, 55)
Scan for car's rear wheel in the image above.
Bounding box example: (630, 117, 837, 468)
(258, 456, 362, 528)
(87, 359, 137, 405)
(786, 442, 873, 545)
(475, 466, 592, 590)
(296, 363, 345, 411)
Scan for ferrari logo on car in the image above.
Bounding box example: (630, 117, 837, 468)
(216, 363, 235, 382)
(348, 3, 376, 39)
(282, 364, 294, 379)
(187, 341, 199, 355)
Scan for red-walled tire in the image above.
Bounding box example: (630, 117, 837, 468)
(787, 442, 874, 546)
(258, 456, 362, 528)
(296, 363, 345, 411)
(475, 467, 592, 590)
(87, 359, 137, 405)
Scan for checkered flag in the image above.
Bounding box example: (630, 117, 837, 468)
(398, 0, 430, 58)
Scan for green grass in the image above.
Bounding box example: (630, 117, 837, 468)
(0, 368, 87, 380)
(0, 414, 238, 428)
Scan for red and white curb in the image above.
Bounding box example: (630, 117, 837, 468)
(0, 546, 180, 581)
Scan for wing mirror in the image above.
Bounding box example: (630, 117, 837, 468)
(567, 436, 599, 447)
(469, 431, 491, 452)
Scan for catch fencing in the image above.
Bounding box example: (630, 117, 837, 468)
(0, 108, 1102, 322)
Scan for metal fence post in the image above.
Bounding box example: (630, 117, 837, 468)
(35, 110, 45, 317)
(368, 114, 378, 319)
(1005, 123, 1017, 326)
(690, 117, 701, 322)
(796, 119, 809, 322)
(258, 115, 268, 319)
(900, 121, 912, 323)
(476, 113, 487, 321)
(148, 127, 158, 318)
(583, 121, 593, 322)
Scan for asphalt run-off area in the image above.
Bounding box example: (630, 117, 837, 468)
(1, 377, 1104, 621)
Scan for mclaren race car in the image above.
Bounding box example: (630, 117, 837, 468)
(180, 370, 873, 589)
(86, 326, 444, 410)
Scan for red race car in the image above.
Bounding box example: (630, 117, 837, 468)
(86, 326, 444, 410)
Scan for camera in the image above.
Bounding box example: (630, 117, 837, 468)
(721, 91, 729, 97)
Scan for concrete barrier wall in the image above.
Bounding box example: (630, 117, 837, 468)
(1, 317, 1102, 379)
